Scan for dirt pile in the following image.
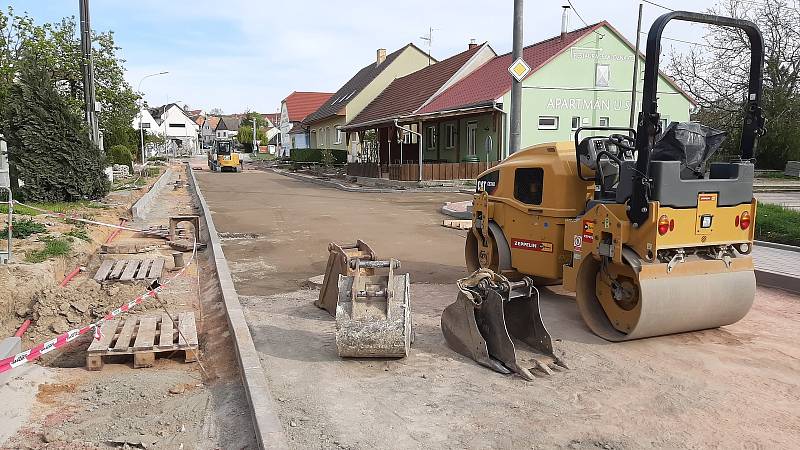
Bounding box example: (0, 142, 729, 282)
(0, 263, 58, 337)
(14, 278, 154, 343)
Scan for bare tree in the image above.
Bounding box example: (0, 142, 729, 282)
(668, 0, 800, 168)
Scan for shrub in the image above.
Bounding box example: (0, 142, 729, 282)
(756, 202, 800, 246)
(1, 218, 47, 239)
(289, 148, 347, 165)
(108, 145, 134, 171)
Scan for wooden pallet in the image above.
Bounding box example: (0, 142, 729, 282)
(94, 258, 165, 282)
(86, 312, 198, 370)
(441, 219, 473, 230)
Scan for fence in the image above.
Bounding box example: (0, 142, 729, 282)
(346, 162, 381, 178)
(387, 162, 499, 181)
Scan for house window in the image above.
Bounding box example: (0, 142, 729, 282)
(335, 127, 342, 144)
(514, 168, 544, 205)
(326, 127, 331, 147)
(599, 117, 610, 127)
(445, 123, 456, 148)
(538, 116, 559, 130)
(571, 116, 581, 131)
(168, 123, 186, 128)
(596, 64, 610, 87)
(426, 126, 437, 150)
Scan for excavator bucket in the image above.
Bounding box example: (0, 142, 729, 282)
(316, 240, 376, 315)
(441, 269, 567, 381)
(335, 259, 412, 358)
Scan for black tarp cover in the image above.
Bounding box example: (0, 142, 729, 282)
(652, 122, 727, 179)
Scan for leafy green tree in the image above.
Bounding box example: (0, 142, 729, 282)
(0, 7, 139, 153)
(3, 58, 109, 201)
(668, 0, 800, 169)
(238, 124, 268, 153)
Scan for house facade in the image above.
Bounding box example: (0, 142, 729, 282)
(304, 44, 432, 157)
(215, 116, 240, 140)
(199, 116, 220, 149)
(413, 21, 694, 166)
(342, 42, 497, 168)
(133, 103, 201, 156)
(278, 91, 333, 157)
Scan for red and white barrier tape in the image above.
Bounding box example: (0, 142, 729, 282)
(0, 208, 199, 374)
(12, 201, 146, 233)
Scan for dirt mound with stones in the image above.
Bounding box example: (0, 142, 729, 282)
(14, 278, 157, 344)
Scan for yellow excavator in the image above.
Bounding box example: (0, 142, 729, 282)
(442, 11, 765, 379)
(207, 138, 242, 172)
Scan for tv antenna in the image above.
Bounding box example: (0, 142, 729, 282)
(420, 27, 437, 65)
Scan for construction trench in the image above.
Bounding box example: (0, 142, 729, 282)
(0, 164, 256, 449)
(0, 156, 799, 449)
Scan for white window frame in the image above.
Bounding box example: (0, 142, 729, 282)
(445, 123, 456, 149)
(599, 117, 610, 127)
(335, 127, 343, 144)
(571, 116, 581, 131)
(596, 64, 610, 88)
(426, 126, 437, 150)
(326, 127, 330, 147)
(466, 121, 478, 156)
(538, 116, 559, 130)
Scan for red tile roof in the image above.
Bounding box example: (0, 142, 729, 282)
(263, 113, 281, 126)
(283, 91, 334, 122)
(419, 23, 605, 114)
(348, 44, 486, 128)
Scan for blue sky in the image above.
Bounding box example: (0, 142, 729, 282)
(9, 0, 714, 114)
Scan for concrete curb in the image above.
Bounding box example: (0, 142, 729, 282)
(131, 167, 172, 219)
(754, 240, 800, 252)
(753, 241, 800, 294)
(185, 164, 289, 450)
(754, 268, 800, 295)
(270, 169, 470, 194)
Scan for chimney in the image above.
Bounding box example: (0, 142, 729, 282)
(468, 38, 478, 50)
(376, 48, 386, 66)
(561, 5, 571, 37)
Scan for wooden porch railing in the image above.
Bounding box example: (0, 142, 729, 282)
(387, 162, 499, 181)
(346, 162, 381, 178)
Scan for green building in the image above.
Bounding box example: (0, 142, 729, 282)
(415, 21, 695, 163)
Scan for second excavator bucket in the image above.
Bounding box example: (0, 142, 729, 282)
(441, 269, 567, 381)
(316, 240, 377, 315)
(335, 259, 412, 358)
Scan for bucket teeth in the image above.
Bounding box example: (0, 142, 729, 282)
(441, 269, 568, 381)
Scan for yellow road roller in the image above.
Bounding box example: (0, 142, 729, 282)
(443, 10, 766, 377)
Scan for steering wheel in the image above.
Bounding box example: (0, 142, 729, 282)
(608, 134, 635, 152)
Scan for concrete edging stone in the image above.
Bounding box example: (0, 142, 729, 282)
(185, 164, 289, 450)
(131, 166, 173, 219)
(270, 168, 469, 194)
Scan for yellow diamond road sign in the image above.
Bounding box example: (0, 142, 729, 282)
(508, 57, 531, 82)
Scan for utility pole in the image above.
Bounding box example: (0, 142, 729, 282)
(630, 3, 643, 129)
(509, 0, 524, 155)
(79, 0, 99, 147)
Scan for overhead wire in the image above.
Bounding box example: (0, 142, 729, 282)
(566, 0, 605, 38)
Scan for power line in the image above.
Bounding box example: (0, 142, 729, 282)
(641, 0, 675, 11)
(566, 0, 605, 38)
(640, 31, 712, 48)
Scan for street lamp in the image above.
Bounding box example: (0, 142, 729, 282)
(137, 71, 169, 164)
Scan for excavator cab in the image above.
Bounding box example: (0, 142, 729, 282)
(443, 10, 766, 379)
